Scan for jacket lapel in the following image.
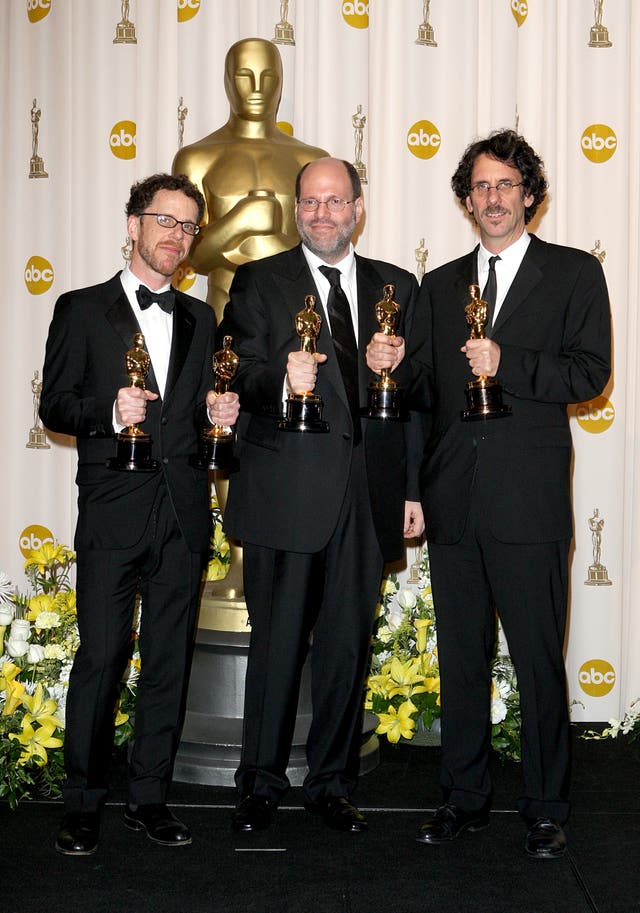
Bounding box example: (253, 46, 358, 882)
(491, 235, 546, 336)
(164, 292, 196, 403)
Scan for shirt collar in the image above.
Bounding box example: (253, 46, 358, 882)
(479, 231, 530, 271)
(301, 243, 357, 285)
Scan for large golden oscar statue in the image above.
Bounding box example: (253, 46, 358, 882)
(172, 38, 329, 786)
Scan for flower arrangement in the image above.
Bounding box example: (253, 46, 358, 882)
(0, 543, 139, 808)
(582, 699, 640, 743)
(366, 545, 522, 761)
(206, 490, 230, 581)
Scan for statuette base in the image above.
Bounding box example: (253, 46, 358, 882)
(279, 393, 329, 433)
(461, 378, 512, 422)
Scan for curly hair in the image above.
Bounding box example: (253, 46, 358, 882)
(451, 129, 548, 224)
(125, 173, 205, 223)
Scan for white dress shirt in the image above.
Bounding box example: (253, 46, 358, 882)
(477, 231, 531, 323)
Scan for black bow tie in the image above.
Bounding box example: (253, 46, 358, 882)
(136, 285, 175, 314)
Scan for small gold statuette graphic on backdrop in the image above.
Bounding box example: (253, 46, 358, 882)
(26, 370, 50, 450)
(588, 0, 612, 47)
(273, 0, 295, 45)
(364, 284, 406, 421)
(114, 0, 137, 44)
(190, 336, 240, 472)
(590, 239, 606, 264)
(352, 105, 368, 185)
(29, 99, 48, 179)
(416, 0, 438, 46)
(177, 97, 188, 150)
(585, 508, 613, 586)
(107, 333, 159, 471)
(461, 284, 512, 422)
(415, 238, 429, 282)
(121, 235, 133, 263)
(279, 295, 329, 433)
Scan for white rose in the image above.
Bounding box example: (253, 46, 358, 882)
(0, 605, 14, 625)
(396, 589, 417, 610)
(490, 697, 507, 725)
(7, 636, 29, 658)
(10, 618, 31, 640)
(26, 643, 46, 663)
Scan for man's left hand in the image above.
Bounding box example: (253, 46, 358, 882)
(461, 338, 501, 377)
(403, 500, 425, 539)
(366, 332, 405, 374)
(207, 390, 240, 426)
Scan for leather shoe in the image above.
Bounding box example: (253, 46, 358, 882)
(416, 803, 490, 844)
(124, 803, 192, 846)
(306, 797, 368, 833)
(525, 817, 567, 858)
(55, 811, 100, 856)
(232, 795, 274, 833)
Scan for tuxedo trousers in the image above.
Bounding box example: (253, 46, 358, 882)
(63, 483, 205, 812)
(427, 473, 572, 823)
(236, 444, 384, 804)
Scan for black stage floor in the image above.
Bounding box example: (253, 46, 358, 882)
(4, 725, 639, 913)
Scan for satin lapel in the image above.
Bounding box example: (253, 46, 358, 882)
(104, 279, 159, 394)
(164, 293, 196, 403)
(491, 235, 546, 337)
(272, 246, 347, 409)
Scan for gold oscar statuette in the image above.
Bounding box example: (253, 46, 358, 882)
(461, 284, 512, 422)
(113, 0, 137, 44)
(29, 99, 48, 179)
(364, 284, 406, 421)
(352, 105, 368, 186)
(279, 295, 329, 433)
(273, 0, 295, 45)
(190, 335, 240, 472)
(416, 0, 438, 46)
(585, 508, 613, 586)
(107, 333, 159, 471)
(588, 0, 612, 47)
(26, 370, 50, 450)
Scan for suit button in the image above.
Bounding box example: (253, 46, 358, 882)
(161, 417, 168, 425)
(163, 458, 169, 464)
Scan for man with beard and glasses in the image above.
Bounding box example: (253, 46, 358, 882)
(219, 157, 424, 835)
(369, 129, 611, 858)
(40, 173, 239, 856)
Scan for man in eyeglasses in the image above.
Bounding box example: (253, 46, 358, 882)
(219, 156, 424, 835)
(40, 173, 239, 856)
(369, 129, 611, 858)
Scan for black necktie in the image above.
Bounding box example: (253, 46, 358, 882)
(136, 285, 175, 314)
(319, 265, 361, 443)
(482, 255, 500, 333)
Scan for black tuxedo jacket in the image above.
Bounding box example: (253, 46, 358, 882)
(219, 244, 422, 563)
(40, 272, 217, 554)
(408, 235, 611, 544)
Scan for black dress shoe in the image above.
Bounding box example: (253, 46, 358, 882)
(232, 795, 274, 832)
(55, 811, 100, 856)
(124, 803, 192, 846)
(416, 803, 490, 844)
(525, 818, 567, 858)
(306, 797, 368, 833)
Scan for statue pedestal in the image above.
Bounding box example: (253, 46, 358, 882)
(174, 582, 379, 786)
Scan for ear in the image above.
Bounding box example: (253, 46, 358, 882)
(465, 195, 474, 214)
(127, 213, 139, 243)
(354, 196, 364, 225)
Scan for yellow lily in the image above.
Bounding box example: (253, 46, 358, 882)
(2, 677, 26, 716)
(27, 592, 55, 621)
(375, 699, 417, 743)
(212, 524, 230, 559)
(23, 541, 69, 575)
(0, 660, 21, 688)
(20, 683, 64, 729)
(387, 656, 426, 688)
(9, 719, 63, 766)
(206, 557, 228, 582)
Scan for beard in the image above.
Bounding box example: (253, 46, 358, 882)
(296, 209, 356, 261)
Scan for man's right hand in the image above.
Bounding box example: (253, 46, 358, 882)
(115, 386, 159, 426)
(286, 350, 328, 395)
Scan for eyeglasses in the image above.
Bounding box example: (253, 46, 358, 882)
(469, 181, 523, 197)
(297, 197, 355, 213)
(139, 212, 200, 236)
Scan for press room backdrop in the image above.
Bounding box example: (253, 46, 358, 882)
(1, 0, 638, 722)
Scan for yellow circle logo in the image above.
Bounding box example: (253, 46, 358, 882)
(342, 0, 369, 28)
(578, 659, 616, 697)
(575, 395, 615, 434)
(277, 121, 294, 136)
(24, 255, 54, 294)
(19, 524, 55, 558)
(173, 264, 197, 292)
(407, 120, 442, 160)
(581, 124, 617, 163)
(27, 0, 51, 23)
(110, 120, 137, 160)
(177, 0, 201, 22)
(510, 0, 528, 27)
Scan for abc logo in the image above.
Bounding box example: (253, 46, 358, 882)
(19, 525, 55, 558)
(578, 659, 616, 697)
(177, 0, 200, 22)
(27, 0, 51, 23)
(173, 264, 197, 292)
(575, 395, 615, 434)
(407, 120, 442, 160)
(581, 124, 617, 163)
(277, 121, 294, 137)
(342, 1, 369, 29)
(110, 121, 137, 160)
(510, 0, 528, 27)
(24, 255, 54, 294)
